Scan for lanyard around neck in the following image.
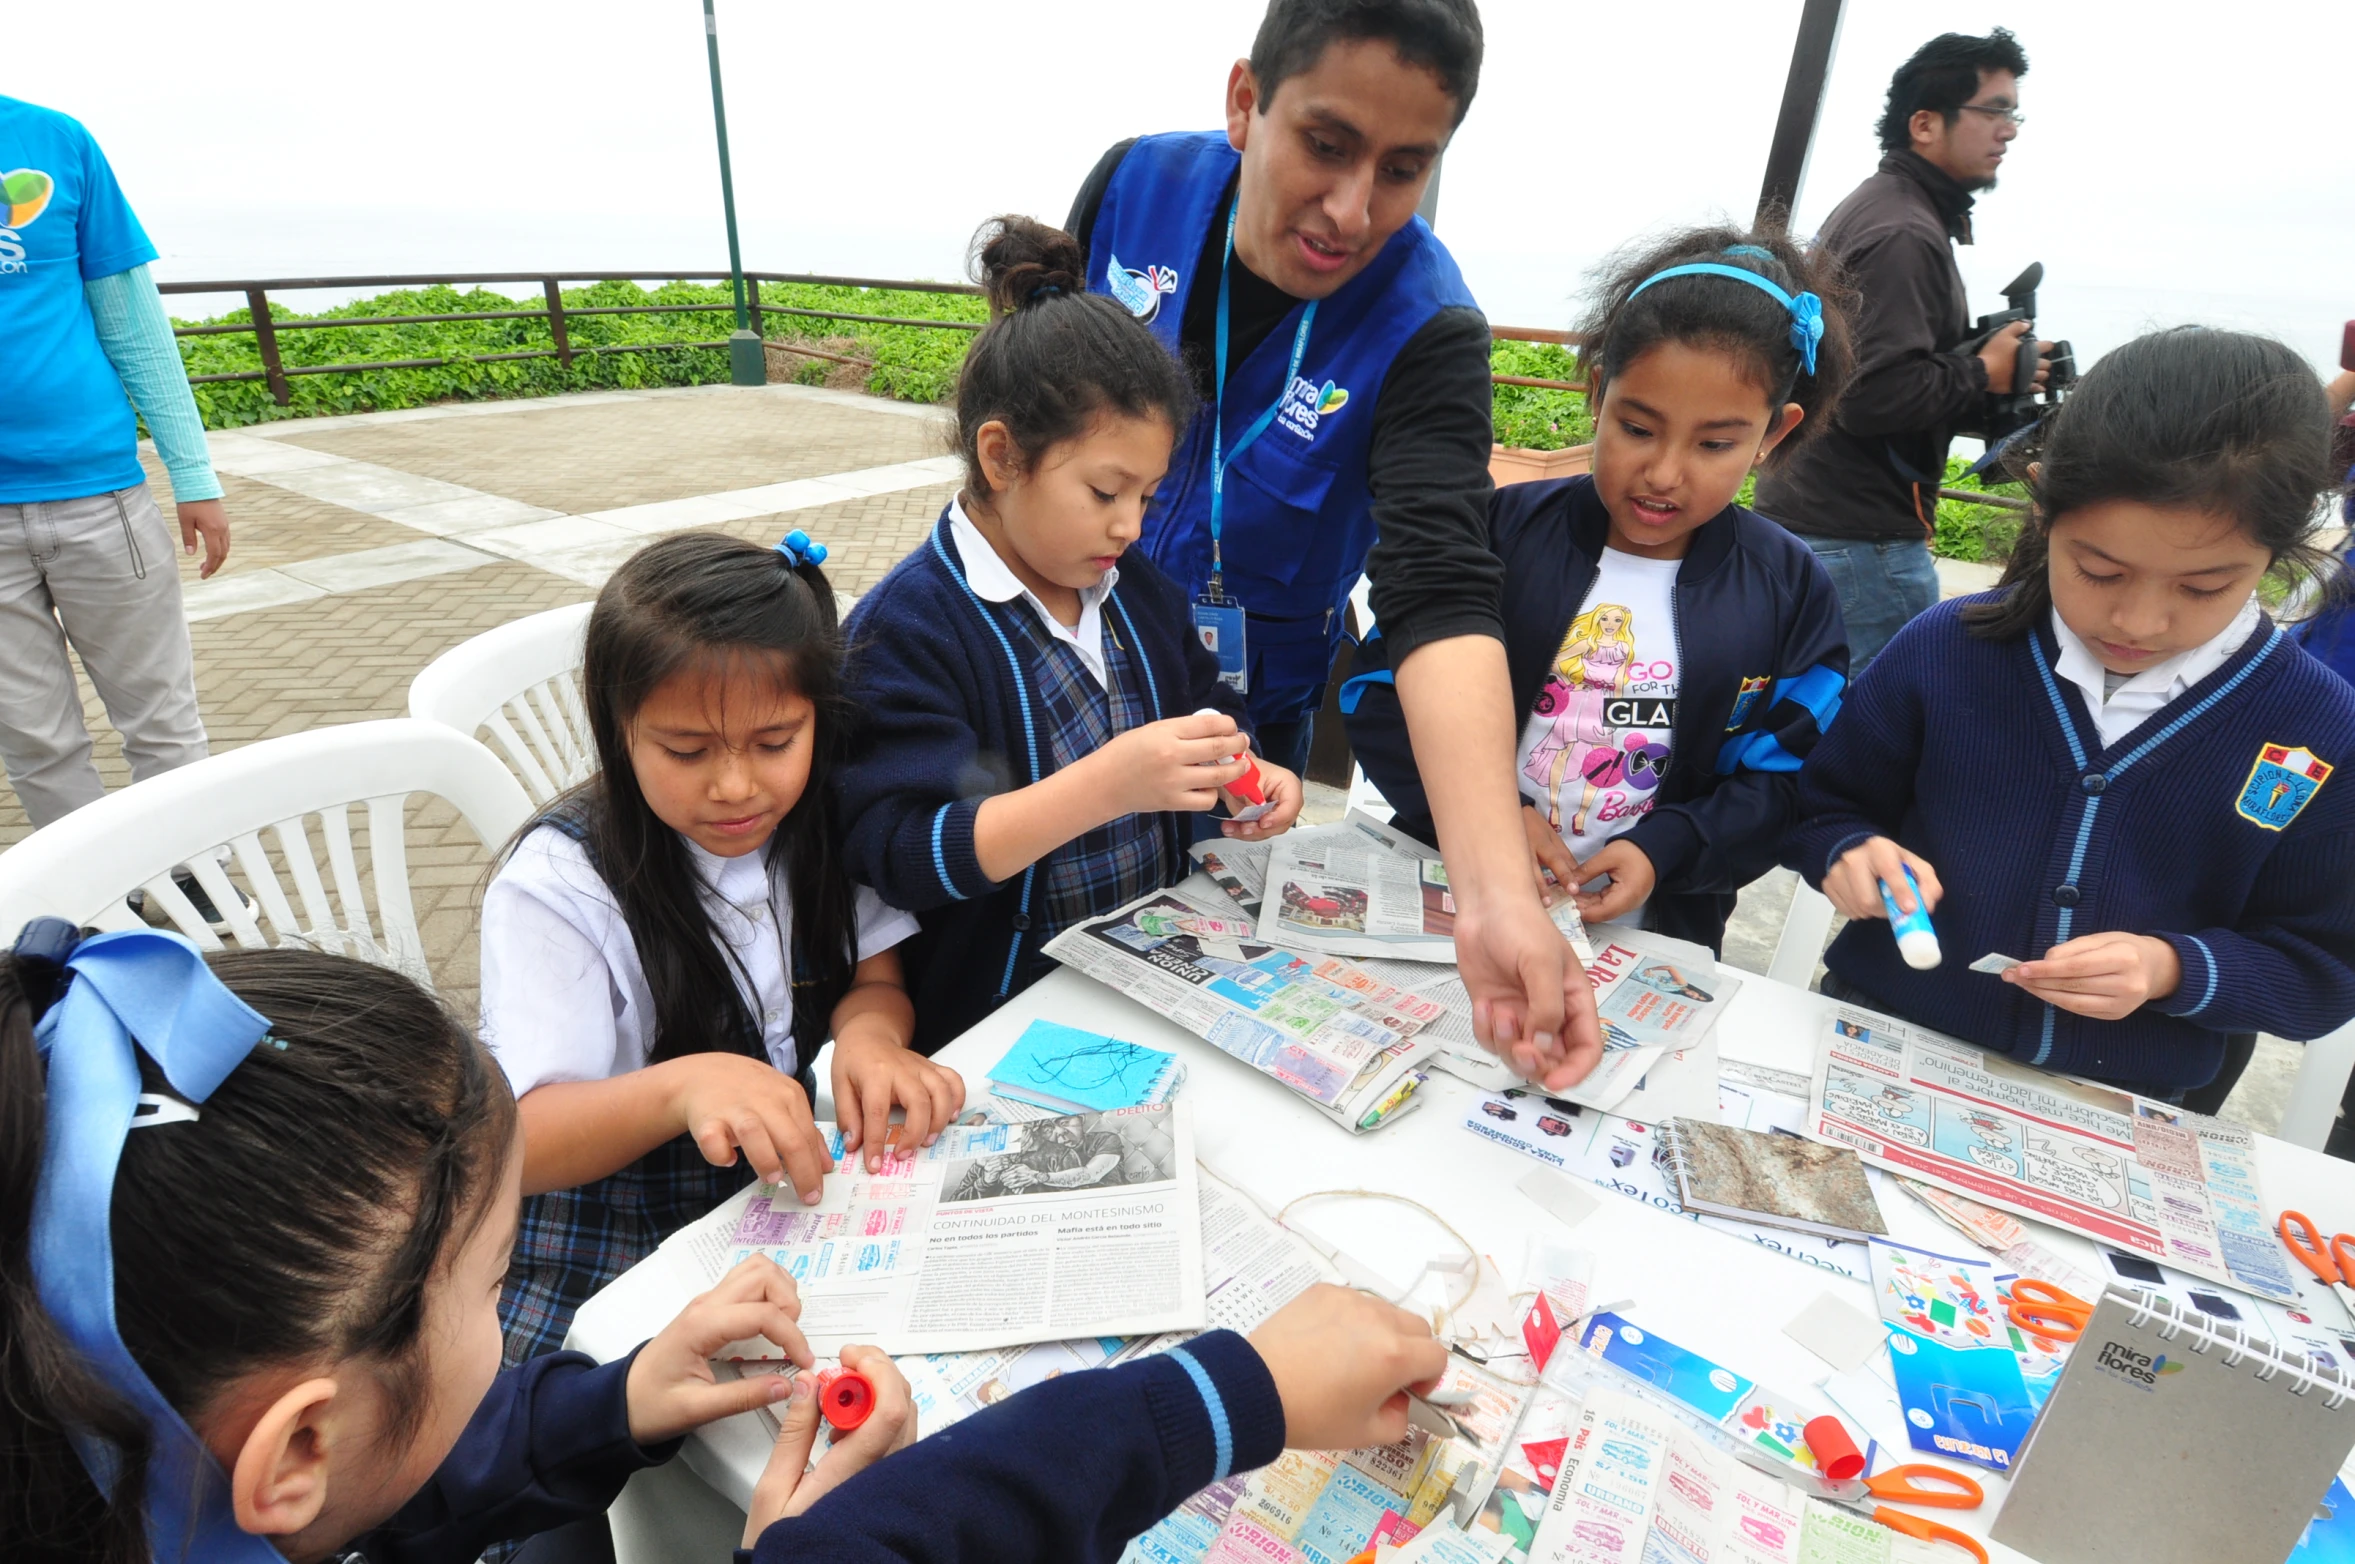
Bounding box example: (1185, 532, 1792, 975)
(1208, 197, 1317, 598)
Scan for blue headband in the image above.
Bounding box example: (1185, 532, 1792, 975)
(776, 529, 828, 569)
(1627, 256, 1823, 378)
(27, 923, 284, 1563)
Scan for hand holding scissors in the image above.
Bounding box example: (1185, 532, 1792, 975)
(2279, 1210, 2355, 1312)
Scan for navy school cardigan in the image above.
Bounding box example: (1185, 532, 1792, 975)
(1785, 595, 2355, 1093)
(1342, 475, 1850, 953)
(837, 509, 1248, 1051)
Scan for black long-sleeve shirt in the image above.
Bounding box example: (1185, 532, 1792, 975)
(1067, 140, 1503, 663)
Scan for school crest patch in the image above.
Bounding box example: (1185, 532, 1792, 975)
(1724, 674, 1771, 730)
(2234, 743, 2332, 831)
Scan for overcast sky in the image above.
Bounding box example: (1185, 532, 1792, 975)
(13, 1, 2351, 374)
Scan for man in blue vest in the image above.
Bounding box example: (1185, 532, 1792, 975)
(1068, 0, 1603, 1088)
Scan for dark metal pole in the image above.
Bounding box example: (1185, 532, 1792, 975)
(1755, 0, 1847, 227)
(702, 0, 764, 385)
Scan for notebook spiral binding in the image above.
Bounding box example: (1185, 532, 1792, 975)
(1658, 1118, 1694, 1201)
(2120, 1285, 2355, 1410)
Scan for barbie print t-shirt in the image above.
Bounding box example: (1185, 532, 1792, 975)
(1515, 548, 1681, 862)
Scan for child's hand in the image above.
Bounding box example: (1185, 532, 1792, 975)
(2005, 932, 2181, 1019)
(1824, 837, 1943, 923)
(833, 1033, 965, 1173)
(670, 1053, 833, 1205)
(626, 1257, 813, 1444)
(1522, 805, 1578, 907)
(1089, 711, 1251, 818)
(742, 1344, 918, 1547)
(1246, 1284, 1449, 1451)
(1570, 840, 1656, 926)
(1220, 757, 1303, 839)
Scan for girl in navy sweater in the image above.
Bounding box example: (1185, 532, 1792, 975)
(1787, 327, 2355, 1095)
(1345, 226, 1853, 966)
(839, 217, 1302, 1050)
(0, 933, 1442, 1564)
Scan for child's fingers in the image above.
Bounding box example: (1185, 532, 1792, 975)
(712, 1254, 804, 1315)
(743, 1378, 823, 1547)
(1169, 710, 1242, 740)
(1901, 851, 1945, 910)
(856, 1075, 896, 1174)
(922, 1064, 964, 1144)
(691, 1299, 815, 1364)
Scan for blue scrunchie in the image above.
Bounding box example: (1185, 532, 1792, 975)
(777, 529, 829, 569)
(1628, 259, 1823, 378)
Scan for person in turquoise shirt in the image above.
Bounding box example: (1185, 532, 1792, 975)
(0, 96, 233, 896)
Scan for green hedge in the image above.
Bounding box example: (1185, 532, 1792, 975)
(1933, 457, 2031, 564)
(1490, 339, 1592, 451)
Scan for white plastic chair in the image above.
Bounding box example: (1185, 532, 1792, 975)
(1767, 880, 1839, 989)
(1344, 762, 1394, 823)
(408, 601, 596, 804)
(2279, 1020, 2355, 1151)
(0, 719, 533, 994)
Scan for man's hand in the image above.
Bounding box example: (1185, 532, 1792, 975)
(1823, 837, 1943, 923)
(1247, 1284, 1448, 1451)
(1570, 839, 1656, 926)
(1457, 890, 1604, 1091)
(832, 1031, 963, 1173)
(742, 1344, 918, 1547)
(2005, 932, 2180, 1019)
(1977, 321, 2054, 396)
(177, 498, 230, 579)
(626, 1258, 811, 1444)
(671, 1053, 834, 1204)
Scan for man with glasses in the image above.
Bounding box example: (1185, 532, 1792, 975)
(1756, 29, 2049, 667)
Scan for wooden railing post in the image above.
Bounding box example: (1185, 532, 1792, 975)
(543, 278, 573, 370)
(245, 287, 290, 405)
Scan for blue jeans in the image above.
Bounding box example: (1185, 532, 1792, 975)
(1798, 535, 1940, 670)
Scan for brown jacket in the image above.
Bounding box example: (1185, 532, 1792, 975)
(1756, 152, 1990, 542)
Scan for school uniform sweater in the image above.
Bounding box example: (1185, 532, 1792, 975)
(838, 510, 1248, 1051)
(746, 1329, 1285, 1564)
(1342, 476, 1850, 952)
(1786, 595, 2355, 1092)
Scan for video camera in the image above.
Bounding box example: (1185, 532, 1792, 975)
(1962, 262, 2077, 444)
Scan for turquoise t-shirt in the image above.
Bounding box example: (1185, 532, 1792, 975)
(0, 96, 159, 503)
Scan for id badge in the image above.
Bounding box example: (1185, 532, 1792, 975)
(1192, 595, 1248, 694)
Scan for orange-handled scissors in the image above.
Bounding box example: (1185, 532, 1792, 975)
(2005, 1277, 2096, 1343)
(2280, 1210, 2355, 1312)
(1838, 1464, 1990, 1563)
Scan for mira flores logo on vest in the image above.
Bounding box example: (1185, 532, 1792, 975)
(1275, 376, 1350, 442)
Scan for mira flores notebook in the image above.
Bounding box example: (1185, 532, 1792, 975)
(1660, 1117, 1889, 1243)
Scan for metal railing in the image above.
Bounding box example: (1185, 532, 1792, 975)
(158, 269, 1588, 405)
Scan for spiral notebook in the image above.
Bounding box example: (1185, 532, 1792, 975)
(985, 1020, 1185, 1115)
(1659, 1117, 1888, 1242)
(1991, 1285, 2355, 1564)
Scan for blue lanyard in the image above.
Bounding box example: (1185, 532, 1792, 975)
(1207, 198, 1316, 598)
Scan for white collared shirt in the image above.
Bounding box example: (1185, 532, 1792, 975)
(948, 495, 1118, 688)
(2051, 594, 2261, 749)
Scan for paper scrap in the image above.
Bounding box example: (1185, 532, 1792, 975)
(1967, 953, 2022, 974)
(1783, 1291, 1887, 1373)
(1518, 1168, 1601, 1230)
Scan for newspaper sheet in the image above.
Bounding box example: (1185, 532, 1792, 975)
(1253, 814, 1465, 961)
(1045, 884, 1445, 1133)
(1807, 1006, 2297, 1302)
(661, 1104, 1206, 1355)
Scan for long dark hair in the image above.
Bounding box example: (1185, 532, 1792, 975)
(1963, 327, 2341, 641)
(0, 946, 515, 1563)
(954, 216, 1197, 498)
(1574, 223, 1857, 464)
(548, 530, 856, 1066)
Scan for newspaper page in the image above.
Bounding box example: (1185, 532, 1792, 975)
(1045, 885, 1445, 1133)
(1252, 815, 1463, 961)
(1807, 1006, 2297, 1302)
(660, 1104, 1206, 1355)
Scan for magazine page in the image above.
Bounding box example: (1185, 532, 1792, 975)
(661, 1103, 1206, 1355)
(1807, 1006, 2297, 1302)
(1045, 886, 1444, 1132)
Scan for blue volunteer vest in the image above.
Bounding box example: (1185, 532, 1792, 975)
(1087, 131, 1478, 723)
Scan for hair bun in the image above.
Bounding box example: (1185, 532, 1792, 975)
(971, 215, 1087, 316)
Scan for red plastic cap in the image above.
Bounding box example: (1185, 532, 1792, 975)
(1228, 758, 1267, 807)
(1804, 1415, 1865, 1480)
(816, 1368, 874, 1431)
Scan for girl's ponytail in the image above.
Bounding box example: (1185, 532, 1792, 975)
(0, 955, 150, 1564)
(974, 215, 1086, 316)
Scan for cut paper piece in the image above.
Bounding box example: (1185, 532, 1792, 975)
(1968, 953, 2022, 974)
(1517, 1168, 1601, 1230)
(1783, 1291, 1888, 1373)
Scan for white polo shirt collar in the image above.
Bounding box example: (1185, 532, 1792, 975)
(948, 495, 1118, 688)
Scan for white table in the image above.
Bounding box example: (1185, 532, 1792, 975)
(573, 963, 2355, 1564)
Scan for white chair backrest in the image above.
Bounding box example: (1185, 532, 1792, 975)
(0, 719, 532, 994)
(408, 601, 596, 804)
(2279, 1019, 2355, 1151)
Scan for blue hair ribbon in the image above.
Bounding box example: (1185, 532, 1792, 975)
(26, 923, 283, 1563)
(776, 529, 829, 569)
(1628, 258, 1823, 378)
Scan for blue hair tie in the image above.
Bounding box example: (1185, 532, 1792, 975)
(776, 529, 829, 569)
(1628, 260, 1823, 378)
(1029, 284, 1063, 303)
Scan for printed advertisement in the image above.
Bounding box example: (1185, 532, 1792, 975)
(1808, 1007, 2296, 1301)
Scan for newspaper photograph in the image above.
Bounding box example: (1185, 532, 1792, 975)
(1253, 814, 1464, 961)
(1807, 1007, 2297, 1301)
(661, 1103, 1206, 1355)
(1045, 887, 1444, 1133)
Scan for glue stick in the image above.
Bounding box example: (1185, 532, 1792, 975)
(1880, 864, 1942, 970)
(814, 1367, 875, 1432)
(1193, 707, 1269, 819)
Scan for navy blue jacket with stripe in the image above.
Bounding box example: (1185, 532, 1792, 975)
(1341, 475, 1850, 953)
(837, 509, 1247, 1052)
(1785, 596, 2355, 1093)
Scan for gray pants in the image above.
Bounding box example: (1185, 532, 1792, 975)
(0, 483, 209, 828)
